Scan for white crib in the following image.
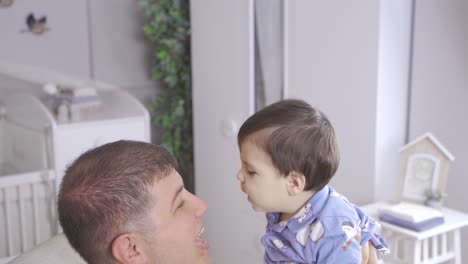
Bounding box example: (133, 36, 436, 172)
(0, 171, 57, 263)
(0, 92, 58, 262)
(0, 65, 151, 262)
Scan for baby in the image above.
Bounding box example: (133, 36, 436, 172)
(236, 99, 389, 263)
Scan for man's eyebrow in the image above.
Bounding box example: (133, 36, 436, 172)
(171, 185, 184, 208)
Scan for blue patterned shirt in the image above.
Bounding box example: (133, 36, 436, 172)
(262, 186, 389, 263)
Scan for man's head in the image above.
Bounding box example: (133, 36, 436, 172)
(236, 99, 339, 212)
(58, 140, 210, 264)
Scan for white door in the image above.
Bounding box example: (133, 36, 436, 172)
(191, 1, 404, 262)
(191, 0, 265, 263)
(286, 1, 382, 204)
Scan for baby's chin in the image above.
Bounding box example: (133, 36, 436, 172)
(248, 198, 276, 213)
(249, 202, 267, 213)
(252, 205, 263, 212)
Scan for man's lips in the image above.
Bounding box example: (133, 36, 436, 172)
(196, 226, 209, 253)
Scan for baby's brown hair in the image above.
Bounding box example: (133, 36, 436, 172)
(238, 99, 340, 192)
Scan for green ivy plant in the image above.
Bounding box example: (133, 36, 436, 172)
(140, 0, 193, 191)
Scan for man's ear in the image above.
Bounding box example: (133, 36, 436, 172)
(285, 171, 307, 195)
(112, 233, 146, 264)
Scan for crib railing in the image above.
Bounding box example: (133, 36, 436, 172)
(0, 169, 58, 263)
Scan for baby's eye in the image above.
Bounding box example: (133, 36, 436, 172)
(247, 170, 256, 176)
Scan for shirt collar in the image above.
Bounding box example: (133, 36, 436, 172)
(266, 185, 331, 233)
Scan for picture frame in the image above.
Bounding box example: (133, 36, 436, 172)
(402, 153, 440, 201)
(399, 133, 454, 204)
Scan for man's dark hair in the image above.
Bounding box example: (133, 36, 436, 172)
(238, 99, 340, 192)
(58, 140, 177, 263)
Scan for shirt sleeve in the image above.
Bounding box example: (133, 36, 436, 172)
(263, 250, 291, 264)
(355, 206, 390, 256)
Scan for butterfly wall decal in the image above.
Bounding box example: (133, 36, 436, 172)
(23, 13, 50, 35)
(0, 0, 14, 8)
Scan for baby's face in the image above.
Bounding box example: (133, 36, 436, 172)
(236, 140, 290, 213)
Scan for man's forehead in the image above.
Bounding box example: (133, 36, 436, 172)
(152, 170, 184, 203)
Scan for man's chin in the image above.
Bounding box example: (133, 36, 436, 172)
(202, 255, 212, 264)
(195, 253, 212, 264)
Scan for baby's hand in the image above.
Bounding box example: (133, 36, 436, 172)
(355, 233, 378, 264)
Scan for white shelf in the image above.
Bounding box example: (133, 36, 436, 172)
(362, 201, 468, 240)
(362, 201, 468, 264)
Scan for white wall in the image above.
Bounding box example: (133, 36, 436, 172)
(0, 1, 159, 108)
(88, 0, 159, 106)
(375, 0, 413, 203)
(287, 0, 414, 205)
(191, 0, 264, 263)
(0, 0, 90, 78)
(409, 0, 468, 261)
(286, 0, 380, 204)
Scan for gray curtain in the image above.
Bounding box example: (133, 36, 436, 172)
(254, 0, 284, 111)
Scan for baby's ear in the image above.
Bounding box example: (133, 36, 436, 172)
(285, 171, 307, 195)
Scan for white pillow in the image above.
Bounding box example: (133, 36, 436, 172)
(9, 233, 85, 264)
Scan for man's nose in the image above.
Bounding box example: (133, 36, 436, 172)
(194, 195, 208, 217)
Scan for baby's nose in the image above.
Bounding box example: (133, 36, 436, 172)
(236, 170, 244, 182)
